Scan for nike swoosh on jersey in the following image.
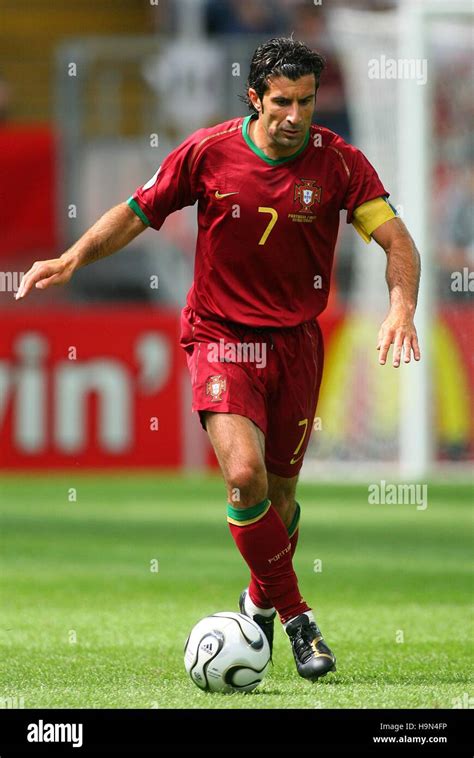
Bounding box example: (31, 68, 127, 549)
(215, 190, 239, 199)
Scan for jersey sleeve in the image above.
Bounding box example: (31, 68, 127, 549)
(127, 131, 203, 230)
(342, 146, 389, 225)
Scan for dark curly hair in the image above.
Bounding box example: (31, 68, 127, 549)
(242, 36, 326, 113)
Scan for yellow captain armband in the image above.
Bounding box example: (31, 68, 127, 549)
(352, 197, 397, 243)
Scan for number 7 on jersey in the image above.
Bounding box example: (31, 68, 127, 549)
(258, 207, 278, 246)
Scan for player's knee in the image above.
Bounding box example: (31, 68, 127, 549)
(227, 462, 267, 508)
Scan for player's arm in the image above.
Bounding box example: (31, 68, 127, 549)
(15, 202, 147, 300)
(371, 215, 421, 367)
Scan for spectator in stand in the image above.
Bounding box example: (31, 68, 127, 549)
(205, 0, 286, 36)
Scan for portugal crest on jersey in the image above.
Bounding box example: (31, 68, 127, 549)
(206, 375, 227, 402)
(294, 179, 322, 213)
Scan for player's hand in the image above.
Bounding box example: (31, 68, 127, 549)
(376, 307, 421, 367)
(15, 256, 76, 300)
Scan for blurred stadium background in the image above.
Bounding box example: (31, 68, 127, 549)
(0, 0, 472, 476)
(0, 0, 472, 711)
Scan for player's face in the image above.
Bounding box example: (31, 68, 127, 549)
(256, 74, 316, 152)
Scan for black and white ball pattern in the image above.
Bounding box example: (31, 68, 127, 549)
(184, 612, 271, 693)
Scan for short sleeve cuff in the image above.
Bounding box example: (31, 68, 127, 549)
(127, 196, 151, 227)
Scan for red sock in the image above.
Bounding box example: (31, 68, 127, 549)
(248, 525, 300, 609)
(228, 499, 308, 623)
(248, 574, 273, 610)
(248, 504, 301, 611)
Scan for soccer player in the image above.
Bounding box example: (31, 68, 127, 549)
(16, 38, 421, 682)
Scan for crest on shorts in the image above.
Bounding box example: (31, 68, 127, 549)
(206, 375, 227, 402)
(294, 179, 321, 213)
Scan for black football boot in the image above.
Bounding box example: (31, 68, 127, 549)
(285, 613, 336, 681)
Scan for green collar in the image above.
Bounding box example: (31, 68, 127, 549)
(242, 114, 310, 166)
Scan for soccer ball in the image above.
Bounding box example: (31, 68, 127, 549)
(184, 611, 271, 693)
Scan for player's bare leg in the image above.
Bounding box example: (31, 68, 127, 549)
(268, 472, 298, 530)
(203, 411, 336, 680)
(203, 411, 267, 507)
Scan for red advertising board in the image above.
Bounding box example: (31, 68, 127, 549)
(0, 126, 57, 258)
(0, 307, 185, 468)
(1, 305, 472, 469)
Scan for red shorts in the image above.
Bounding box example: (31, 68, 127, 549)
(179, 305, 324, 478)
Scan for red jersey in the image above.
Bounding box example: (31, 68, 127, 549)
(129, 114, 389, 328)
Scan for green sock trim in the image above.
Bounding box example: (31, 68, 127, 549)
(227, 498, 270, 522)
(288, 502, 301, 537)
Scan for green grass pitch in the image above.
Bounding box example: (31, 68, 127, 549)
(0, 475, 471, 709)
